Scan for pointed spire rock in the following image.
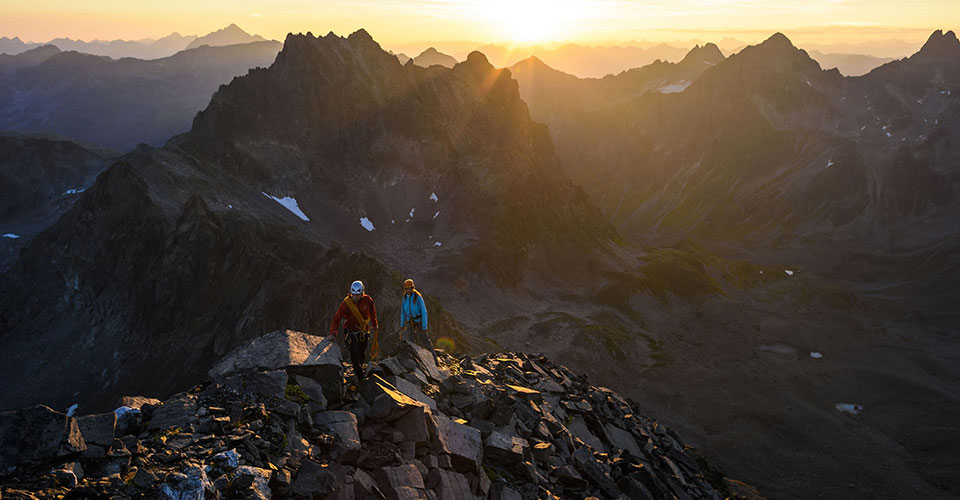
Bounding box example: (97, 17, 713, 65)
(915, 29, 960, 60)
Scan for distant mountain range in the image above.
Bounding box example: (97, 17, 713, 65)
(411, 47, 458, 68)
(0, 41, 282, 150)
(0, 24, 272, 60)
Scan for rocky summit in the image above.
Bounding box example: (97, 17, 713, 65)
(0, 331, 759, 500)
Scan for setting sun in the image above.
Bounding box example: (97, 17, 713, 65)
(480, 0, 581, 43)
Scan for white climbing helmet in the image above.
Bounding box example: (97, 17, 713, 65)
(350, 280, 364, 295)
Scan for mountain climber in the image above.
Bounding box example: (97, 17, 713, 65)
(329, 280, 379, 380)
(399, 278, 437, 363)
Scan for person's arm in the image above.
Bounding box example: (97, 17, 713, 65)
(418, 294, 428, 330)
(329, 301, 345, 338)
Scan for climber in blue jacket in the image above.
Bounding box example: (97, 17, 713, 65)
(400, 278, 437, 363)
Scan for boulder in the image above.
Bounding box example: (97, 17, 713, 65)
(158, 465, 215, 500)
(0, 405, 86, 468)
(572, 445, 621, 498)
(291, 375, 328, 409)
(313, 411, 361, 452)
(395, 405, 431, 444)
(387, 376, 437, 410)
(76, 412, 117, 448)
(147, 393, 198, 431)
(367, 378, 426, 421)
(209, 331, 342, 403)
(567, 416, 606, 452)
(114, 406, 142, 436)
(603, 423, 643, 457)
(434, 416, 482, 472)
(427, 468, 478, 499)
(483, 431, 528, 465)
(373, 464, 426, 499)
(490, 483, 523, 500)
(233, 466, 272, 500)
(212, 449, 240, 469)
(290, 459, 339, 498)
(399, 341, 443, 382)
(244, 370, 288, 399)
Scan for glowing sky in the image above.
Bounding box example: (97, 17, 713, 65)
(5, 0, 959, 50)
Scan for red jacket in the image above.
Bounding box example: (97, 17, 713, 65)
(329, 294, 378, 337)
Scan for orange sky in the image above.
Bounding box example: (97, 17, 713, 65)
(4, 1, 959, 56)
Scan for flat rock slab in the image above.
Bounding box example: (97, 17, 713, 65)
(0, 405, 86, 468)
(209, 330, 343, 402)
(209, 330, 341, 380)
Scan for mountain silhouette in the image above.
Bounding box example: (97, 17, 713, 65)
(411, 47, 457, 68)
(0, 41, 282, 150)
(185, 23, 269, 50)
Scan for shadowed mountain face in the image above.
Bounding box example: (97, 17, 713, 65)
(0, 30, 618, 421)
(515, 32, 960, 284)
(511, 30, 960, 500)
(0, 41, 282, 151)
(0, 132, 117, 271)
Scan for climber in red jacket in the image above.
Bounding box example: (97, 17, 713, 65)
(329, 280, 379, 380)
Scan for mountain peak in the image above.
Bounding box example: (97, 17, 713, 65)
(347, 28, 374, 44)
(915, 29, 960, 60)
(680, 42, 725, 65)
(760, 32, 796, 50)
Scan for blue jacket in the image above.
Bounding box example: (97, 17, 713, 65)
(400, 290, 428, 329)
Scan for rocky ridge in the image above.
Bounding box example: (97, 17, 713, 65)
(0, 331, 758, 499)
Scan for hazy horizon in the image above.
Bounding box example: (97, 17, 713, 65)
(5, 0, 959, 58)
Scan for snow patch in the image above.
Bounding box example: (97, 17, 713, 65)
(810, 352, 823, 359)
(391, 219, 395, 224)
(359, 217, 375, 231)
(434, 241, 442, 247)
(262, 192, 309, 221)
(66, 404, 78, 417)
(886, 132, 892, 138)
(409, 207, 416, 217)
(429, 192, 438, 202)
(784, 270, 794, 276)
(63, 188, 85, 195)
(115, 406, 138, 417)
(433, 211, 440, 219)
(806, 80, 812, 87)
(835, 403, 863, 415)
(657, 81, 691, 94)
(826, 159, 834, 168)
(3, 233, 20, 239)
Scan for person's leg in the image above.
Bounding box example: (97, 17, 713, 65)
(348, 333, 364, 380)
(401, 326, 413, 343)
(355, 333, 369, 379)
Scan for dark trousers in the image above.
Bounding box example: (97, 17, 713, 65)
(346, 330, 368, 379)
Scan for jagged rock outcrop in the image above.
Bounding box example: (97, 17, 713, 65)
(0, 29, 620, 415)
(0, 331, 756, 499)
